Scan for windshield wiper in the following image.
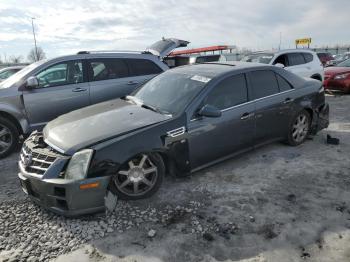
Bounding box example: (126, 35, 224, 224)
(141, 104, 172, 116)
(141, 104, 161, 113)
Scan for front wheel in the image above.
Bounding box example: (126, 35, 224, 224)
(286, 110, 311, 146)
(0, 117, 19, 158)
(109, 153, 165, 200)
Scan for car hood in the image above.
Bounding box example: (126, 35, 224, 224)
(44, 99, 172, 155)
(324, 67, 350, 76)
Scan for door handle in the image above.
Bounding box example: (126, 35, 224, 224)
(240, 112, 254, 120)
(127, 81, 139, 85)
(72, 87, 87, 92)
(283, 98, 294, 104)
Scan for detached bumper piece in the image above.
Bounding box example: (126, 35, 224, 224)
(311, 103, 329, 135)
(18, 133, 110, 216)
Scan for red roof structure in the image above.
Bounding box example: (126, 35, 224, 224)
(169, 45, 233, 56)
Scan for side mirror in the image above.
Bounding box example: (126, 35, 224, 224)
(198, 104, 222, 118)
(275, 63, 285, 68)
(26, 76, 39, 89)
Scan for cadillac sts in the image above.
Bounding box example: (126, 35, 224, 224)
(18, 62, 329, 216)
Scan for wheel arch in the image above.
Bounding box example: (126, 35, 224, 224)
(310, 74, 322, 82)
(0, 111, 23, 134)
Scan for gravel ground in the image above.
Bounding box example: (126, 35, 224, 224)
(0, 94, 349, 262)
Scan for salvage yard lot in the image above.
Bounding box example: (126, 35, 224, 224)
(1, 95, 349, 262)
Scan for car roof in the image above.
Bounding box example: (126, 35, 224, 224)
(249, 49, 316, 55)
(169, 61, 274, 78)
(0, 65, 26, 70)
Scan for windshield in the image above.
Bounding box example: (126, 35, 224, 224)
(132, 71, 209, 115)
(0, 60, 46, 89)
(241, 53, 274, 64)
(337, 59, 350, 67)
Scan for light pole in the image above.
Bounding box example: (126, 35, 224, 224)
(31, 17, 39, 61)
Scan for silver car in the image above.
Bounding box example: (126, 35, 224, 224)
(0, 38, 189, 158)
(0, 66, 26, 82)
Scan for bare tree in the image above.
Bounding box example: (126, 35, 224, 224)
(9, 55, 23, 64)
(27, 47, 46, 62)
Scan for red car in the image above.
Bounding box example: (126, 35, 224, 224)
(324, 59, 350, 93)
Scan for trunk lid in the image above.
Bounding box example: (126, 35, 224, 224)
(145, 38, 190, 59)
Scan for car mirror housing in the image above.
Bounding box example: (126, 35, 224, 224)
(26, 76, 39, 89)
(198, 104, 222, 118)
(275, 63, 285, 68)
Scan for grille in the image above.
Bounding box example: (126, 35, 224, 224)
(20, 143, 58, 175)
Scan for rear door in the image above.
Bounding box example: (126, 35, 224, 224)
(88, 58, 164, 104)
(187, 73, 255, 169)
(22, 60, 90, 129)
(248, 70, 293, 146)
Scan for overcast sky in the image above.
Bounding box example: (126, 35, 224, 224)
(0, 0, 349, 60)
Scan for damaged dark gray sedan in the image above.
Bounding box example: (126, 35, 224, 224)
(18, 62, 329, 216)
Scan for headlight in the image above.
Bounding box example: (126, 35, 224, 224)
(65, 149, 93, 180)
(334, 73, 350, 80)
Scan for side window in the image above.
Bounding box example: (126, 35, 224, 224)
(127, 59, 163, 76)
(205, 74, 248, 110)
(36, 61, 83, 88)
(287, 53, 306, 66)
(89, 58, 129, 81)
(250, 70, 279, 99)
(302, 53, 313, 63)
(273, 54, 288, 66)
(275, 73, 293, 92)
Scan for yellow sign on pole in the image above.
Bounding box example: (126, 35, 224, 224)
(295, 38, 312, 46)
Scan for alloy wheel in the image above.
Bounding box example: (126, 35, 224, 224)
(0, 124, 12, 154)
(113, 154, 158, 197)
(292, 114, 309, 143)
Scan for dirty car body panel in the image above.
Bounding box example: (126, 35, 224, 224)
(18, 62, 329, 216)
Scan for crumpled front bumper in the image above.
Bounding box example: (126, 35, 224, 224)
(18, 162, 111, 217)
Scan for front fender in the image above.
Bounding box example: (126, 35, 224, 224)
(87, 116, 191, 178)
(0, 102, 30, 134)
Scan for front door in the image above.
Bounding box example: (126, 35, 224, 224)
(22, 60, 90, 130)
(187, 73, 255, 170)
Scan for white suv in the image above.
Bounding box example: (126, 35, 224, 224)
(241, 49, 324, 81)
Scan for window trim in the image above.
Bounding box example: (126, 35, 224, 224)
(275, 72, 294, 92)
(190, 88, 295, 122)
(201, 73, 249, 111)
(34, 60, 84, 89)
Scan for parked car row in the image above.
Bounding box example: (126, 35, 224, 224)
(0, 40, 330, 216)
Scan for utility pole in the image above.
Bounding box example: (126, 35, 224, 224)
(279, 32, 282, 50)
(31, 17, 38, 61)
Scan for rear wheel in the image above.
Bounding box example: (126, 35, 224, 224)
(0, 117, 19, 158)
(109, 153, 165, 200)
(287, 110, 311, 146)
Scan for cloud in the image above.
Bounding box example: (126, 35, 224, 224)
(0, 0, 349, 59)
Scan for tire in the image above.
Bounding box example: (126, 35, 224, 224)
(109, 153, 165, 200)
(0, 117, 19, 158)
(286, 110, 311, 146)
